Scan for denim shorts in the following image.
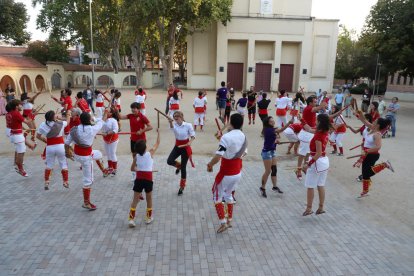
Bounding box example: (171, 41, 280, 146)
(218, 99, 226, 109)
(261, 150, 277, 160)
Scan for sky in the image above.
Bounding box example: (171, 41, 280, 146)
(19, 0, 378, 41)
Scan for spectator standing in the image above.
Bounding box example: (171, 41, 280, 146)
(334, 90, 344, 109)
(344, 91, 354, 118)
(385, 97, 400, 137)
(5, 84, 15, 103)
(361, 88, 371, 112)
(378, 95, 387, 118)
(83, 84, 95, 114)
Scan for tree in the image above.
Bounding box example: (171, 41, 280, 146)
(335, 26, 358, 82)
(0, 0, 30, 44)
(24, 39, 70, 64)
(362, 0, 414, 76)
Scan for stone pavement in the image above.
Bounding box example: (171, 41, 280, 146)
(0, 154, 413, 275)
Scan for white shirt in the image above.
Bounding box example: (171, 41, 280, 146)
(65, 119, 104, 146)
(363, 131, 377, 149)
(37, 121, 68, 137)
(193, 97, 206, 108)
(275, 96, 292, 109)
(333, 115, 345, 127)
(135, 94, 145, 105)
(96, 94, 104, 104)
(102, 118, 118, 134)
(172, 121, 195, 140)
(135, 152, 153, 172)
(22, 100, 33, 110)
(169, 97, 180, 107)
(216, 129, 247, 159)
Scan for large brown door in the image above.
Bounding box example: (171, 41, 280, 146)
(227, 63, 243, 91)
(279, 64, 294, 92)
(255, 63, 272, 92)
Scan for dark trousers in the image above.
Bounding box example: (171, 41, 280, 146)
(87, 99, 95, 113)
(167, 146, 189, 179)
(362, 153, 380, 180)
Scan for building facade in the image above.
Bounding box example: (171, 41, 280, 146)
(187, 0, 338, 92)
(386, 72, 414, 101)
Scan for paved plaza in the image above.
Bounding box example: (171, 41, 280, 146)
(0, 153, 413, 275)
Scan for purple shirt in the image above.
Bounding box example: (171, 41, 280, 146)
(237, 98, 248, 107)
(217, 87, 228, 100)
(262, 127, 276, 152)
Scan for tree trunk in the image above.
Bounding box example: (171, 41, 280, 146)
(130, 37, 144, 86)
(112, 44, 122, 74)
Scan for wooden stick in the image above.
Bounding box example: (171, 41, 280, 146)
(157, 111, 160, 128)
(349, 143, 363, 151)
(154, 108, 170, 120)
(276, 141, 292, 145)
(97, 132, 135, 136)
(346, 154, 362, 159)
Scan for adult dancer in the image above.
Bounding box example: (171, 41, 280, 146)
(36, 110, 71, 190)
(207, 113, 247, 233)
(6, 99, 34, 177)
(21, 91, 41, 141)
(295, 96, 327, 180)
(275, 90, 292, 128)
(193, 91, 206, 131)
(284, 122, 302, 155)
(65, 111, 108, 210)
(167, 111, 195, 195)
(51, 88, 73, 112)
(329, 105, 347, 156)
(128, 129, 160, 227)
(259, 116, 293, 198)
(354, 111, 394, 197)
(94, 89, 109, 119)
(75, 91, 91, 114)
(302, 113, 331, 216)
(216, 81, 228, 122)
(101, 107, 120, 176)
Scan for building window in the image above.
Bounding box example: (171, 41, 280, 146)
(390, 74, 394, 84)
(397, 74, 401, 85)
(123, 75, 137, 86)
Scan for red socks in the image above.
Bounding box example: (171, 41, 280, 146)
(215, 203, 225, 222)
(332, 145, 337, 152)
(362, 179, 371, 194)
(61, 169, 68, 182)
(372, 162, 387, 174)
(83, 188, 91, 204)
(45, 169, 52, 182)
(339, 147, 343, 154)
(180, 179, 186, 188)
(129, 208, 136, 220)
(146, 208, 152, 219)
(227, 203, 233, 221)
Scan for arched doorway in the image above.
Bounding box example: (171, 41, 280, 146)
(75, 75, 91, 87)
(51, 73, 62, 89)
(123, 75, 137, 86)
(97, 75, 114, 87)
(67, 74, 73, 88)
(19, 75, 33, 93)
(35, 75, 46, 91)
(0, 75, 15, 92)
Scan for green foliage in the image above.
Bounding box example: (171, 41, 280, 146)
(24, 39, 70, 64)
(0, 0, 30, 44)
(362, 0, 414, 76)
(335, 26, 358, 81)
(350, 83, 386, 95)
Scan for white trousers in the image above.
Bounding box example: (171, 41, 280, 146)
(283, 128, 299, 142)
(103, 140, 118, 161)
(329, 132, 345, 147)
(10, 134, 26, 153)
(95, 106, 105, 119)
(298, 130, 314, 156)
(46, 144, 68, 169)
(237, 106, 245, 115)
(194, 113, 205, 126)
(276, 115, 287, 128)
(140, 108, 146, 115)
(213, 173, 241, 203)
(74, 150, 102, 187)
(304, 156, 329, 188)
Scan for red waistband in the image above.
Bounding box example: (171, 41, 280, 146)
(10, 129, 23, 134)
(363, 147, 379, 154)
(96, 102, 104, 107)
(195, 107, 204, 113)
(136, 171, 153, 181)
(23, 109, 33, 115)
(335, 125, 347, 133)
(74, 144, 92, 156)
(103, 133, 119, 143)
(258, 109, 268, 115)
(170, 103, 179, 110)
(175, 139, 189, 146)
(47, 136, 64, 145)
(276, 108, 287, 116)
(311, 152, 326, 157)
(140, 103, 145, 109)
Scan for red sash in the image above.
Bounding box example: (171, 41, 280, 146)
(310, 152, 326, 157)
(74, 145, 92, 156)
(23, 109, 35, 119)
(170, 103, 179, 110)
(258, 109, 268, 115)
(140, 103, 145, 109)
(212, 158, 242, 200)
(276, 108, 287, 116)
(290, 109, 299, 116)
(195, 107, 204, 113)
(10, 129, 23, 134)
(335, 125, 347, 133)
(96, 102, 104, 107)
(136, 171, 153, 181)
(363, 146, 379, 155)
(103, 133, 119, 143)
(47, 136, 64, 145)
(175, 139, 194, 167)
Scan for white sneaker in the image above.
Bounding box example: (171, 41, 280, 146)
(145, 217, 154, 224)
(131, 172, 136, 182)
(128, 219, 136, 228)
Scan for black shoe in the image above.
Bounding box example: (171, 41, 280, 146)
(272, 186, 283, 194)
(178, 187, 184, 196)
(175, 168, 180, 175)
(260, 187, 267, 198)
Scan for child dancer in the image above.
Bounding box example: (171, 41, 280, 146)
(193, 91, 206, 131)
(236, 93, 248, 118)
(102, 107, 120, 176)
(128, 129, 160, 227)
(168, 91, 180, 118)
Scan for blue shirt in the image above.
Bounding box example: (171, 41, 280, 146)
(237, 98, 248, 108)
(335, 93, 344, 104)
(386, 103, 400, 117)
(216, 88, 228, 100)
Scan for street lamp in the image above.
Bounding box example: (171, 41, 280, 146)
(89, 0, 95, 91)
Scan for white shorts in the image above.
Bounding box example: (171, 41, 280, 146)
(10, 134, 26, 153)
(304, 156, 329, 188)
(283, 128, 299, 142)
(237, 106, 246, 115)
(212, 173, 241, 203)
(298, 130, 314, 156)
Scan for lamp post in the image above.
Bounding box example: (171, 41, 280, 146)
(89, 0, 95, 91)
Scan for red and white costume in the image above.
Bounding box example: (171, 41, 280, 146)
(113, 97, 121, 112)
(76, 98, 91, 114)
(297, 105, 316, 156)
(304, 131, 329, 188)
(193, 95, 206, 127)
(212, 129, 247, 224)
(6, 110, 26, 154)
(135, 152, 153, 180)
(168, 97, 180, 118)
(22, 100, 35, 120)
(329, 115, 347, 154)
(283, 123, 303, 142)
(135, 93, 146, 115)
(102, 117, 119, 173)
(275, 96, 292, 128)
(37, 120, 69, 186)
(95, 93, 105, 119)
